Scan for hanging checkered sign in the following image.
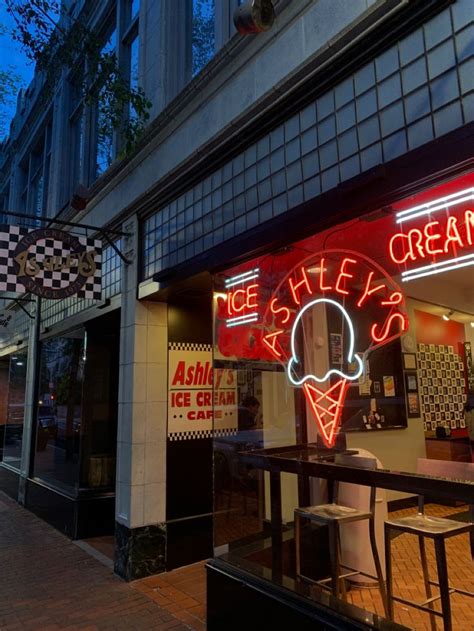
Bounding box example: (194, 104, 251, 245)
(0, 226, 102, 300)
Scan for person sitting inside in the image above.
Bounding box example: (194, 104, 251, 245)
(238, 395, 260, 431)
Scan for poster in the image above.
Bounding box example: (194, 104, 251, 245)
(403, 353, 417, 370)
(168, 343, 237, 440)
(383, 375, 395, 397)
(407, 393, 420, 416)
(330, 333, 342, 365)
(405, 373, 418, 392)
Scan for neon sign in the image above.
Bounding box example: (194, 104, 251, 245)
(224, 268, 260, 327)
(287, 298, 363, 385)
(395, 186, 474, 223)
(262, 250, 407, 448)
(391, 188, 474, 282)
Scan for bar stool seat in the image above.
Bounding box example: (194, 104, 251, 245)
(385, 510, 474, 631)
(295, 503, 371, 522)
(294, 454, 388, 617)
(386, 513, 472, 536)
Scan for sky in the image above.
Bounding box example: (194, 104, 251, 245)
(0, 3, 35, 140)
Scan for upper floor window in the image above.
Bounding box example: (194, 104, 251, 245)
(17, 122, 52, 225)
(192, 0, 215, 77)
(122, 0, 140, 123)
(0, 181, 10, 222)
(69, 70, 85, 193)
(131, 0, 140, 20)
(129, 35, 140, 120)
(94, 26, 117, 179)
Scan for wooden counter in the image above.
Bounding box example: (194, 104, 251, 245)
(425, 437, 472, 462)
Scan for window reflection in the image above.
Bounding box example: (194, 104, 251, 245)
(192, 0, 215, 77)
(0, 358, 8, 462)
(2, 351, 28, 470)
(32, 313, 120, 494)
(34, 331, 85, 492)
(131, 0, 140, 19)
(129, 35, 139, 120)
(95, 28, 117, 177)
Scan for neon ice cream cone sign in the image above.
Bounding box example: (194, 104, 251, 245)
(262, 250, 408, 448)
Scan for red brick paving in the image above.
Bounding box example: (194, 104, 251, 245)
(133, 562, 206, 631)
(134, 504, 473, 631)
(2, 485, 472, 631)
(0, 492, 191, 631)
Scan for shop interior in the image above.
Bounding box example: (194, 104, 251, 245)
(212, 173, 474, 629)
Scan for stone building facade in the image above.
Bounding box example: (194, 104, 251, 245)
(0, 0, 472, 582)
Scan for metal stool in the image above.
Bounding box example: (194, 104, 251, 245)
(384, 497, 474, 631)
(294, 454, 388, 616)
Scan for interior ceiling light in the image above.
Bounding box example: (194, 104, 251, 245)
(442, 311, 454, 321)
(470, 321, 474, 328)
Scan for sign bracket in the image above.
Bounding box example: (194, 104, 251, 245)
(0, 209, 133, 267)
(99, 230, 132, 265)
(13, 298, 34, 320)
(0, 209, 131, 238)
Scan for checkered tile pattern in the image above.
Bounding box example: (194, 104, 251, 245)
(0, 226, 102, 300)
(417, 343, 467, 431)
(168, 342, 212, 351)
(168, 428, 238, 441)
(169, 430, 213, 441)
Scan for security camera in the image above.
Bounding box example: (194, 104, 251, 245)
(233, 0, 275, 34)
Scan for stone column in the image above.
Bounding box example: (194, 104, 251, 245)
(114, 215, 169, 581)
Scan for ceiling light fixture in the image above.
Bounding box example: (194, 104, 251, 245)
(470, 321, 474, 328)
(442, 311, 453, 321)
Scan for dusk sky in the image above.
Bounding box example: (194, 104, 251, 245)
(0, 4, 35, 140)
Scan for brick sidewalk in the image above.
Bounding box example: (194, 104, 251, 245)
(133, 562, 207, 631)
(0, 492, 192, 631)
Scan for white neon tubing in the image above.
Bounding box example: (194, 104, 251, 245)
(226, 315, 259, 328)
(226, 313, 259, 324)
(401, 258, 474, 282)
(395, 188, 474, 223)
(396, 187, 474, 217)
(227, 320, 258, 328)
(287, 298, 364, 386)
(224, 268, 260, 287)
(225, 273, 260, 288)
(401, 252, 474, 277)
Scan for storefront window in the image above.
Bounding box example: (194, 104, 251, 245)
(33, 312, 120, 495)
(212, 172, 474, 624)
(0, 357, 8, 462)
(34, 331, 85, 492)
(2, 351, 28, 470)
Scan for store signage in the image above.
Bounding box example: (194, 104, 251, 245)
(168, 343, 237, 440)
(260, 250, 407, 448)
(262, 254, 407, 359)
(390, 187, 474, 282)
(224, 268, 260, 327)
(0, 226, 102, 300)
